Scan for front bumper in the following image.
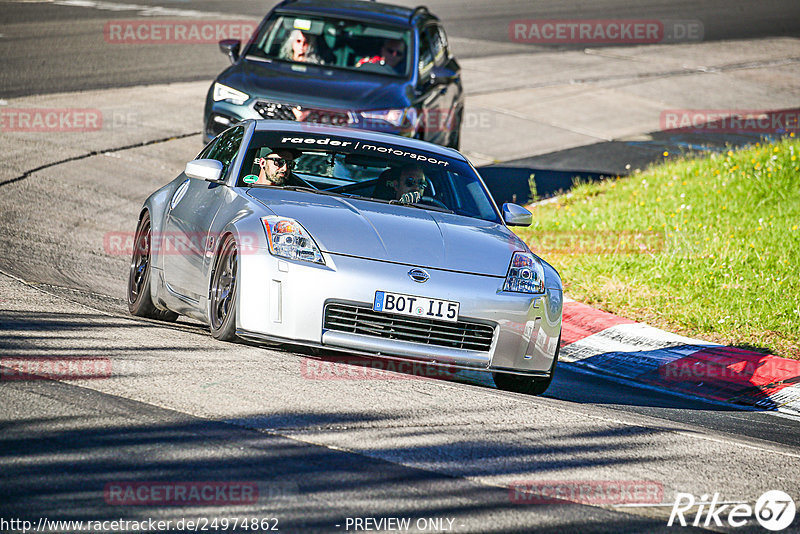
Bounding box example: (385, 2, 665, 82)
(236, 249, 562, 375)
(204, 98, 415, 144)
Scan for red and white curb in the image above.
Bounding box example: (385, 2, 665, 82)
(560, 299, 800, 416)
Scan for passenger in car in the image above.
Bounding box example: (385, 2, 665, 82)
(373, 164, 427, 203)
(279, 30, 323, 64)
(355, 38, 406, 73)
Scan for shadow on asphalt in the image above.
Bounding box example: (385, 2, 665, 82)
(0, 305, 784, 530)
(1, 308, 781, 413)
(479, 111, 797, 205)
(0, 388, 690, 532)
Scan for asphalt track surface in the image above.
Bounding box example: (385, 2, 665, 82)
(1, 1, 800, 532)
(2, 0, 800, 97)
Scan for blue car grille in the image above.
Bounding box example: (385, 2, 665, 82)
(253, 100, 351, 126)
(324, 303, 495, 352)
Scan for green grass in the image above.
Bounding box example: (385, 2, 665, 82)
(514, 136, 800, 359)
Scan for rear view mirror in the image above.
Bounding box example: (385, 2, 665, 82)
(502, 203, 532, 226)
(219, 39, 241, 64)
(343, 154, 387, 167)
(185, 159, 224, 183)
(430, 66, 457, 86)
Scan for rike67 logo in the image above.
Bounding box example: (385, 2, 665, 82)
(668, 490, 796, 531)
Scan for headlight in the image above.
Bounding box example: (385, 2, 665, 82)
(262, 216, 325, 265)
(213, 83, 250, 105)
(358, 107, 417, 128)
(503, 252, 545, 294)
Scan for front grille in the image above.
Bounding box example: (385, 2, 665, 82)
(253, 101, 351, 126)
(324, 303, 495, 352)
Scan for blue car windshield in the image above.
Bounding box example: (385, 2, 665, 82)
(246, 15, 411, 78)
(238, 131, 502, 224)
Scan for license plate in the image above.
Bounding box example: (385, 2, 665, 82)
(373, 291, 460, 322)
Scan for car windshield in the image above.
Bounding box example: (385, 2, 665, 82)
(238, 131, 501, 224)
(245, 14, 411, 78)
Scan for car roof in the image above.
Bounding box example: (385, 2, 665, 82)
(251, 120, 465, 161)
(274, 0, 433, 27)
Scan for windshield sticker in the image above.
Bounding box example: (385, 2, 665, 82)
(278, 137, 450, 167)
(243, 174, 259, 184)
(359, 143, 450, 166)
(281, 136, 352, 147)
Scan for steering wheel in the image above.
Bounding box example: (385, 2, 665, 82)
(420, 196, 448, 209)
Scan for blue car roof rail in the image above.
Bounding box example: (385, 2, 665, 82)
(410, 6, 430, 22)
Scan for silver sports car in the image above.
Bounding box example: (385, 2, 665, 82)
(128, 120, 562, 394)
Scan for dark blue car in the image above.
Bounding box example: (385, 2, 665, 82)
(204, 0, 464, 148)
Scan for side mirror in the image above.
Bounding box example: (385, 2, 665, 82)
(185, 159, 224, 183)
(430, 66, 457, 86)
(219, 39, 241, 64)
(502, 203, 532, 226)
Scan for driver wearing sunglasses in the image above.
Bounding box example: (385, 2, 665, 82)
(355, 38, 406, 73)
(375, 163, 427, 204)
(255, 148, 305, 187)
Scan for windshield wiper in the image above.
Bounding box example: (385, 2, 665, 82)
(388, 200, 455, 214)
(274, 188, 455, 213)
(280, 186, 346, 197)
(336, 194, 455, 213)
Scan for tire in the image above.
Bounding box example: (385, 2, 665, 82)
(493, 334, 560, 396)
(209, 234, 239, 341)
(128, 212, 179, 322)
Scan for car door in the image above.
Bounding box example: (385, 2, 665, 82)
(416, 23, 457, 146)
(162, 126, 244, 302)
(432, 24, 462, 144)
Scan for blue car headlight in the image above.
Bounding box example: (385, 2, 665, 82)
(262, 216, 325, 265)
(213, 83, 250, 106)
(358, 107, 417, 128)
(503, 251, 545, 294)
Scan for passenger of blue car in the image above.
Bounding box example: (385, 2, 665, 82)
(278, 30, 323, 64)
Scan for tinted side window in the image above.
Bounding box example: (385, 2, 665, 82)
(197, 138, 218, 160)
(436, 25, 451, 63)
(207, 126, 244, 177)
(425, 25, 446, 68)
(417, 27, 434, 79)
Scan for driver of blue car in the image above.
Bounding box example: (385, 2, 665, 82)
(356, 38, 406, 74)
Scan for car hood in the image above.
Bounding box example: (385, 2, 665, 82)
(247, 189, 526, 277)
(220, 59, 409, 110)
